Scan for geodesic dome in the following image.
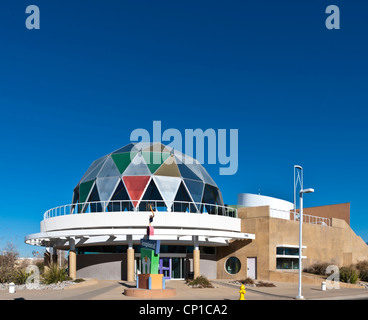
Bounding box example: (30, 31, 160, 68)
(72, 142, 224, 213)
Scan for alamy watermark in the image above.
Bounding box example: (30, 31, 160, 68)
(130, 121, 238, 176)
(25, 264, 40, 289)
(326, 5, 340, 30)
(24, 4, 341, 31)
(25, 5, 40, 30)
(326, 264, 340, 289)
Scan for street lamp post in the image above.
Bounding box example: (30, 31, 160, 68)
(296, 187, 314, 300)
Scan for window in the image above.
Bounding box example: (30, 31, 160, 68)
(276, 258, 299, 270)
(225, 257, 241, 275)
(276, 247, 299, 256)
(276, 246, 303, 270)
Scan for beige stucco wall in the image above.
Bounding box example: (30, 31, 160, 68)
(216, 206, 270, 280)
(216, 206, 368, 281)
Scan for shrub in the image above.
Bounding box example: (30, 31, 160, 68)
(240, 277, 255, 285)
(12, 268, 31, 285)
(256, 281, 276, 287)
(0, 243, 19, 283)
(35, 261, 45, 275)
(305, 262, 330, 275)
(339, 266, 359, 284)
(355, 260, 368, 282)
(0, 268, 13, 284)
(187, 276, 214, 288)
(359, 270, 368, 282)
(42, 264, 71, 284)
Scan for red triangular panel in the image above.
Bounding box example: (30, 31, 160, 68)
(123, 176, 150, 207)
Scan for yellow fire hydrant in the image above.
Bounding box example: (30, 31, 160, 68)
(239, 284, 246, 300)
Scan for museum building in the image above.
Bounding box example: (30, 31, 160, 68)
(25, 142, 368, 281)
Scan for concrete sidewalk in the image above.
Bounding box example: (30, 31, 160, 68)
(0, 279, 367, 300)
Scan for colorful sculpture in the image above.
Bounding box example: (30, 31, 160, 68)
(137, 205, 164, 289)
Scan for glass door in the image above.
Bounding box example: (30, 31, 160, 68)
(171, 257, 186, 279)
(158, 257, 186, 279)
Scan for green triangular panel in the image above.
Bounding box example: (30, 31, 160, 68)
(111, 152, 137, 174)
(79, 180, 95, 203)
(142, 152, 170, 174)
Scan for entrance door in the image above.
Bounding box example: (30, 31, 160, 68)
(247, 257, 257, 279)
(159, 258, 171, 279)
(158, 257, 186, 279)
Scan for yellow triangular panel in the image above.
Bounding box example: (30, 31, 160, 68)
(154, 155, 181, 177)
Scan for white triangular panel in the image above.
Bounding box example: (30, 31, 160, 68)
(96, 176, 120, 203)
(98, 156, 120, 178)
(153, 176, 181, 212)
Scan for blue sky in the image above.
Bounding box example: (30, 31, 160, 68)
(0, 1, 367, 257)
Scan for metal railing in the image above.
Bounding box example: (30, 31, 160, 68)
(290, 211, 331, 227)
(43, 200, 238, 220)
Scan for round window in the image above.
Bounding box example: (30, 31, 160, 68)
(225, 257, 241, 275)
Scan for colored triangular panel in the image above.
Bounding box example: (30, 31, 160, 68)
(123, 153, 151, 176)
(123, 176, 151, 207)
(142, 152, 170, 174)
(154, 155, 180, 177)
(111, 152, 137, 174)
(79, 180, 95, 203)
(153, 176, 181, 211)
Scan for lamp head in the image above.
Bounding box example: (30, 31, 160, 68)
(300, 188, 314, 194)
